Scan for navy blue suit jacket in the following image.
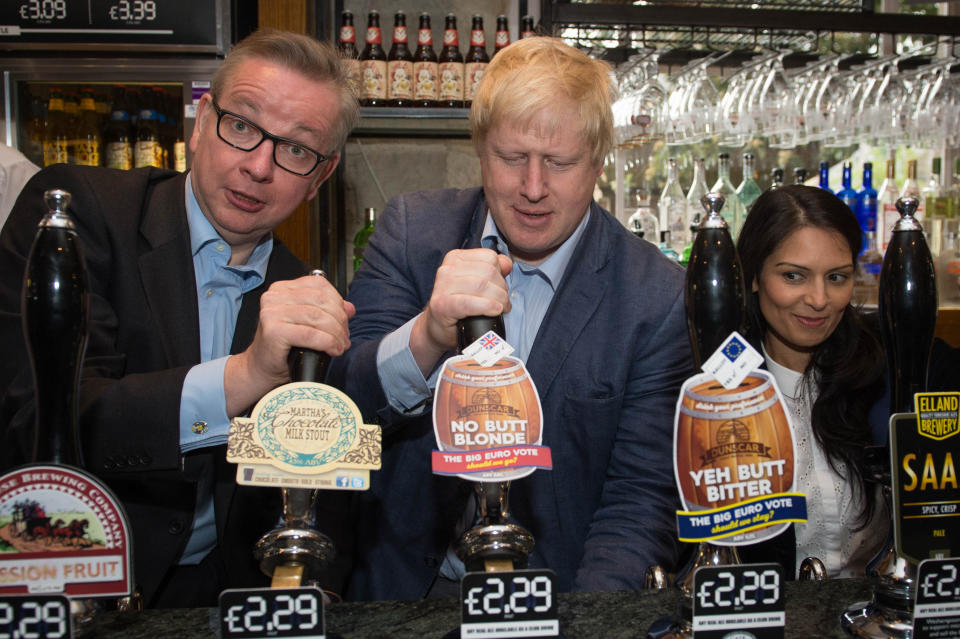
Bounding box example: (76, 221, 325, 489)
(328, 187, 695, 600)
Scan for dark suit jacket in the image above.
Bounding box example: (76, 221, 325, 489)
(328, 187, 695, 600)
(0, 164, 310, 606)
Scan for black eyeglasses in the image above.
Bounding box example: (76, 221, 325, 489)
(211, 99, 329, 176)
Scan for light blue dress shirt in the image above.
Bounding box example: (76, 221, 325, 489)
(176, 174, 273, 564)
(373, 208, 591, 581)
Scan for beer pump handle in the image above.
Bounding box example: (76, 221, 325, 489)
(23, 188, 89, 465)
(457, 315, 505, 353)
(287, 270, 332, 382)
(684, 191, 746, 368)
(878, 196, 937, 415)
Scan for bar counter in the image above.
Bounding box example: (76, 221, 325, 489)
(90, 577, 876, 638)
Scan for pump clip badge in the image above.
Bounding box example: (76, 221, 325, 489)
(228, 381, 381, 490)
(432, 331, 552, 481)
(674, 332, 807, 545)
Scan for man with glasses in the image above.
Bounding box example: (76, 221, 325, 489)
(0, 30, 359, 607)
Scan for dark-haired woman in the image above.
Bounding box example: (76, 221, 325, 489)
(736, 184, 888, 578)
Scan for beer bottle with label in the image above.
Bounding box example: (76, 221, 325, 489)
(64, 92, 80, 164)
(338, 10, 361, 98)
(520, 15, 536, 39)
(493, 15, 510, 57)
(134, 92, 162, 169)
(413, 12, 439, 108)
(387, 11, 414, 107)
(359, 10, 388, 107)
(464, 15, 489, 106)
(42, 88, 69, 167)
(438, 13, 464, 108)
(104, 86, 134, 170)
(74, 88, 102, 167)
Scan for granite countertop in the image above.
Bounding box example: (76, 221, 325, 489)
(90, 578, 877, 638)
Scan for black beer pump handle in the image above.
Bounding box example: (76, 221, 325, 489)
(457, 315, 506, 353)
(24, 189, 89, 465)
(286, 270, 332, 383)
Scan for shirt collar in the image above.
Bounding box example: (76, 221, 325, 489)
(480, 207, 591, 290)
(184, 173, 273, 270)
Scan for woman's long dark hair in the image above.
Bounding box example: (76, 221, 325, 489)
(737, 185, 885, 529)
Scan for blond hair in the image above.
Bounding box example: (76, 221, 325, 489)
(211, 28, 359, 152)
(470, 37, 616, 168)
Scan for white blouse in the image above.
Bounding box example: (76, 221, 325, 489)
(763, 349, 888, 578)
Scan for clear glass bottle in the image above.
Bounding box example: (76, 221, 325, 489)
(878, 158, 900, 253)
(769, 167, 784, 190)
(937, 224, 960, 306)
(353, 207, 377, 271)
(735, 152, 762, 214)
(659, 157, 687, 252)
(685, 157, 709, 238)
(711, 153, 745, 237)
(854, 228, 883, 307)
(923, 157, 948, 257)
(658, 231, 680, 262)
(902, 159, 923, 219)
(627, 188, 659, 244)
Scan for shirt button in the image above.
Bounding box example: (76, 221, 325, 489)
(192, 421, 208, 435)
(206, 289, 214, 297)
(216, 243, 226, 252)
(168, 519, 184, 535)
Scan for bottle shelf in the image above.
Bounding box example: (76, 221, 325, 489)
(354, 107, 471, 137)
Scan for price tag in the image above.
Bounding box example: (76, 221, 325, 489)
(219, 587, 325, 639)
(691, 563, 785, 639)
(460, 569, 558, 638)
(0, 594, 72, 639)
(913, 558, 960, 639)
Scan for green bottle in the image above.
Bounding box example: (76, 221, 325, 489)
(353, 207, 377, 270)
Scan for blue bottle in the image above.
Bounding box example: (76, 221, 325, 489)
(837, 162, 862, 252)
(819, 161, 830, 191)
(856, 162, 878, 253)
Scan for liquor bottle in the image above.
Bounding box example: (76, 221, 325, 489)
(769, 167, 784, 190)
(353, 207, 377, 271)
(493, 15, 510, 57)
(936, 224, 960, 306)
(104, 88, 134, 170)
(166, 89, 186, 173)
(94, 90, 110, 130)
(464, 15, 489, 106)
(856, 162, 878, 255)
(836, 160, 859, 214)
(520, 15, 536, 39)
(338, 10, 362, 98)
(902, 159, 922, 218)
(922, 158, 948, 256)
(627, 188, 659, 243)
(854, 228, 883, 307)
(685, 157, 709, 236)
(438, 13, 464, 108)
(134, 97, 162, 169)
(818, 161, 830, 191)
(74, 88, 102, 167)
(387, 11, 414, 107)
(658, 231, 680, 263)
(878, 196, 937, 414)
(710, 153, 745, 237)
(680, 217, 700, 268)
(22, 189, 89, 464)
(359, 10, 388, 107)
(42, 88, 69, 167)
(735, 152, 762, 214)
(793, 167, 808, 185)
(413, 12, 439, 108)
(878, 159, 900, 252)
(659, 157, 687, 252)
(685, 192, 745, 366)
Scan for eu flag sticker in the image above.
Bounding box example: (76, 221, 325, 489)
(702, 331, 764, 390)
(722, 337, 746, 362)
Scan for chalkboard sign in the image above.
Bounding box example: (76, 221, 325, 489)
(0, 0, 226, 53)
